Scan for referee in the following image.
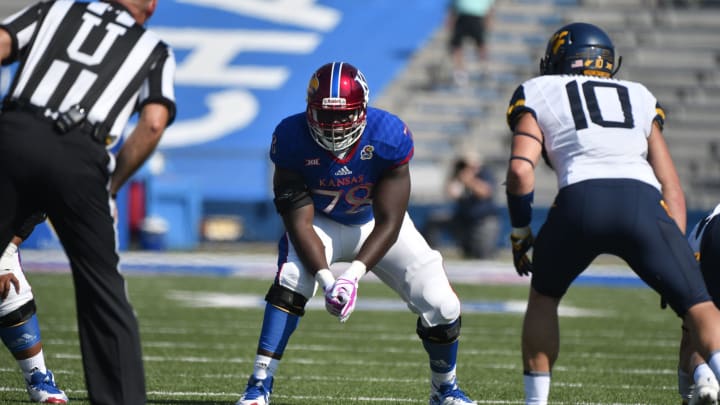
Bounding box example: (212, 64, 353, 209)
(0, 1, 175, 404)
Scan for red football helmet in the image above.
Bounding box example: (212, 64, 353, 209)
(306, 62, 369, 152)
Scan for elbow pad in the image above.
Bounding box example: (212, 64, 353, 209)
(273, 182, 312, 214)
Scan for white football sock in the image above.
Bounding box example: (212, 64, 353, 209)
(18, 350, 46, 381)
(524, 372, 550, 405)
(706, 350, 720, 382)
(252, 355, 280, 380)
(431, 367, 456, 388)
(694, 363, 718, 387)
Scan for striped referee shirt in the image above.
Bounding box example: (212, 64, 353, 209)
(0, 0, 176, 144)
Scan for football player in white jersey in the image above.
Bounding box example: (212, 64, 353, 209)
(678, 204, 720, 405)
(505, 22, 720, 404)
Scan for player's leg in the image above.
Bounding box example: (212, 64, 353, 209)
(679, 216, 720, 404)
(683, 302, 720, 404)
(238, 218, 338, 405)
(374, 213, 475, 405)
(0, 241, 67, 403)
(524, 182, 600, 405)
(620, 183, 720, 404)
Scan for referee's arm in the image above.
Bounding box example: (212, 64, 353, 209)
(109, 102, 169, 197)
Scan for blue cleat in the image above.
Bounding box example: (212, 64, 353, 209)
(429, 378, 476, 405)
(26, 369, 68, 404)
(236, 375, 273, 405)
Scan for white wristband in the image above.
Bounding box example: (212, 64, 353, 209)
(3, 242, 18, 257)
(315, 269, 334, 290)
(345, 260, 367, 280)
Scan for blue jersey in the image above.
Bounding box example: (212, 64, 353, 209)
(270, 107, 414, 225)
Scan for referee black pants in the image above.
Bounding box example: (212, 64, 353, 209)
(0, 110, 146, 405)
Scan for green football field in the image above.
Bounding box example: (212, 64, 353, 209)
(0, 270, 683, 404)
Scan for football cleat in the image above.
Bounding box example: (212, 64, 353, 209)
(236, 375, 273, 405)
(26, 369, 68, 404)
(689, 379, 720, 405)
(429, 379, 477, 405)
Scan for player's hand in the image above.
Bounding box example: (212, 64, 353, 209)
(0, 273, 20, 300)
(510, 226, 534, 276)
(325, 275, 358, 323)
(314, 268, 340, 316)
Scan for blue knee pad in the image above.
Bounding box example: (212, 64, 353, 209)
(0, 313, 41, 353)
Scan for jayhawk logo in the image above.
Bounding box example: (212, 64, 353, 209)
(307, 74, 320, 100)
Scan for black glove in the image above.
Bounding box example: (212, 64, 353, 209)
(15, 212, 48, 241)
(510, 226, 534, 276)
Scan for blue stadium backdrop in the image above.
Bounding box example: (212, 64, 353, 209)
(12, 0, 448, 250)
(10, 0, 706, 251)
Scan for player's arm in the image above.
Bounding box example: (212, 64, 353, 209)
(506, 112, 543, 276)
(323, 162, 410, 323)
(0, 27, 11, 63)
(356, 162, 410, 269)
(506, 112, 542, 197)
(109, 103, 169, 197)
(273, 167, 330, 276)
(647, 121, 687, 233)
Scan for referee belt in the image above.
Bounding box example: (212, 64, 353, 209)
(2, 100, 116, 146)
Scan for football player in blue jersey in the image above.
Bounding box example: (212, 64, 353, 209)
(505, 22, 720, 404)
(678, 204, 720, 405)
(235, 61, 476, 405)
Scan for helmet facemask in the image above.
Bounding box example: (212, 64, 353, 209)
(307, 104, 367, 152)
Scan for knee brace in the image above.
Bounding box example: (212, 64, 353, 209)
(416, 316, 461, 344)
(0, 303, 41, 353)
(0, 299, 36, 329)
(265, 283, 308, 316)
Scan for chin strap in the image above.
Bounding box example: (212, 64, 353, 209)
(611, 55, 623, 76)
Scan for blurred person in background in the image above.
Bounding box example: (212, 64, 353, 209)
(423, 152, 499, 259)
(446, 0, 495, 86)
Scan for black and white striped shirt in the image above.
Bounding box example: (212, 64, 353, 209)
(0, 0, 176, 142)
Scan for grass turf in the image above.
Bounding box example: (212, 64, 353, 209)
(0, 271, 682, 404)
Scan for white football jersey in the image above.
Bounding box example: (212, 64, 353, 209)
(688, 203, 720, 253)
(507, 75, 665, 191)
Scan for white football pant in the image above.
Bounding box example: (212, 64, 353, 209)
(0, 243, 33, 317)
(278, 213, 461, 327)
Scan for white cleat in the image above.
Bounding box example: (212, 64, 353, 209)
(689, 379, 720, 405)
